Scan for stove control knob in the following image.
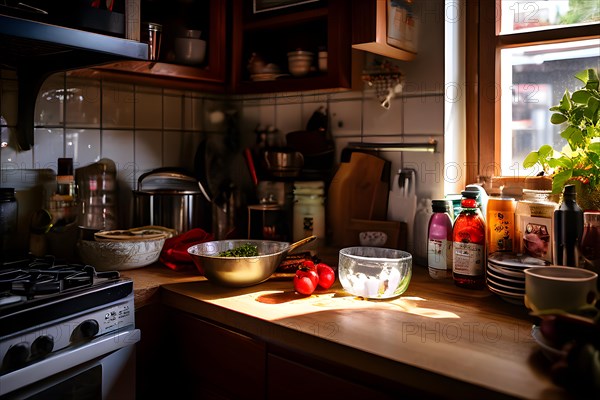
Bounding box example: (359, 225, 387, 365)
(79, 319, 100, 339)
(4, 342, 30, 370)
(31, 335, 54, 358)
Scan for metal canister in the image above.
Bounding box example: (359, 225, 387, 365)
(486, 197, 516, 255)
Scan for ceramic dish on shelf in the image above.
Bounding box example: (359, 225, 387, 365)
(486, 277, 525, 294)
(488, 252, 550, 269)
(487, 261, 526, 279)
(531, 325, 567, 362)
(486, 268, 525, 287)
(486, 283, 524, 305)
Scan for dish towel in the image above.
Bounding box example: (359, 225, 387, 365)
(159, 228, 214, 273)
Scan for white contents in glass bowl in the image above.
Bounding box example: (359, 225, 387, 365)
(338, 247, 412, 299)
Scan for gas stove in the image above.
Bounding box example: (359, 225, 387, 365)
(0, 256, 138, 398)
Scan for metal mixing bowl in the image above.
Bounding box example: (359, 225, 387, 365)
(187, 236, 315, 287)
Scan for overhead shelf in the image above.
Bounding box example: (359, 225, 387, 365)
(0, 13, 148, 150)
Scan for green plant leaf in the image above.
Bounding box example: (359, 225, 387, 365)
(584, 96, 600, 121)
(561, 126, 585, 150)
(560, 90, 572, 111)
(572, 90, 592, 105)
(552, 169, 572, 194)
(550, 113, 567, 124)
(575, 69, 589, 85)
(589, 142, 600, 155)
(538, 144, 554, 158)
(523, 151, 540, 168)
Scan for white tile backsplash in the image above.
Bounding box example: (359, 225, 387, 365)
(134, 130, 163, 180)
(102, 129, 135, 189)
(164, 95, 183, 130)
(66, 129, 101, 166)
(403, 95, 444, 135)
(33, 128, 64, 169)
(102, 82, 135, 129)
(134, 87, 163, 129)
(65, 77, 101, 127)
(35, 74, 64, 126)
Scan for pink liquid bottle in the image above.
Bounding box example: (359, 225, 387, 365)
(427, 200, 454, 279)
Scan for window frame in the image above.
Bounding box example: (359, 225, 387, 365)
(466, 0, 600, 185)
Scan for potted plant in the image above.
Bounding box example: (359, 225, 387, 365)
(523, 68, 600, 210)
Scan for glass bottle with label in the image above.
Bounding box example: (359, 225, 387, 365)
(486, 197, 516, 256)
(427, 200, 453, 279)
(452, 190, 486, 289)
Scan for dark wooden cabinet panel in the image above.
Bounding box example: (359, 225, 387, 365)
(162, 308, 266, 400)
(230, 0, 352, 94)
(266, 353, 399, 400)
(87, 0, 228, 91)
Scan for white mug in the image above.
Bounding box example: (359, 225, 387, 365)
(524, 266, 598, 312)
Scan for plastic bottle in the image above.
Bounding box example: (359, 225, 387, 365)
(427, 199, 453, 279)
(452, 190, 486, 289)
(413, 198, 433, 266)
(553, 184, 584, 266)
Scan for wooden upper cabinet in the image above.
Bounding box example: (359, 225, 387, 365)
(230, 0, 352, 94)
(351, 0, 417, 61)
(85, 0, 227, 92)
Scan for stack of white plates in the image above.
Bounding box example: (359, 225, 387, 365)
(486, 252, 550, 305)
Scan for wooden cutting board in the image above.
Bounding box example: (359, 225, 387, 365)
(327, 152, 402, 247)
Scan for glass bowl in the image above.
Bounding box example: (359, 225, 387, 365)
(338, 247, 412, 299)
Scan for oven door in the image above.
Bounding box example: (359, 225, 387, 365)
(0, 328, 140, 400)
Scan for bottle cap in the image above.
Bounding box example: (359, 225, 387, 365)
(563, 184, 577, 198)
(431, 199, 451, 213)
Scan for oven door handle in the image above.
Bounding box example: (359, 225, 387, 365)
(0, 328, 140, 397)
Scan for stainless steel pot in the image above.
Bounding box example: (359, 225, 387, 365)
(132, 168, 211, 234)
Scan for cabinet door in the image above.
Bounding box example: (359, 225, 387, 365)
(85, 0, 227, 91)
(164, 309, 266, 400)
(230, 0, 352, 93)
(267, 353, 398, 400)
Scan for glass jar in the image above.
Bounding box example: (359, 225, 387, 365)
(293, 181, 325, 249)
(581, 211, 600, 272)
(514, 189, 559, 264)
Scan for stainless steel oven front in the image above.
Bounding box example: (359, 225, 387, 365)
(0, 262, 140, 400)
(0, 327, 140, 400)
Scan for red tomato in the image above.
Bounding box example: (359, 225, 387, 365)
(294, 267, 318, 295)
(301, 259, 317, 272)
(316, 263, 335, 289)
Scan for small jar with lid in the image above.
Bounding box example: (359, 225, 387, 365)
(0, 187, 18, 263)
(514, 189, 558, 264)
(293, 181, 325, 249)
(427, 199, 453, 279)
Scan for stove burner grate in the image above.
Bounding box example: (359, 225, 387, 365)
(0, 255, 120, 299)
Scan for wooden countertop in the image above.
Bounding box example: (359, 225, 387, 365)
(122, 255, 572, 400)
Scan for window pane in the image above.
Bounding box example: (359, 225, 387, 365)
(500, 1, 600, 34)
(500, 39, 600, 176)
